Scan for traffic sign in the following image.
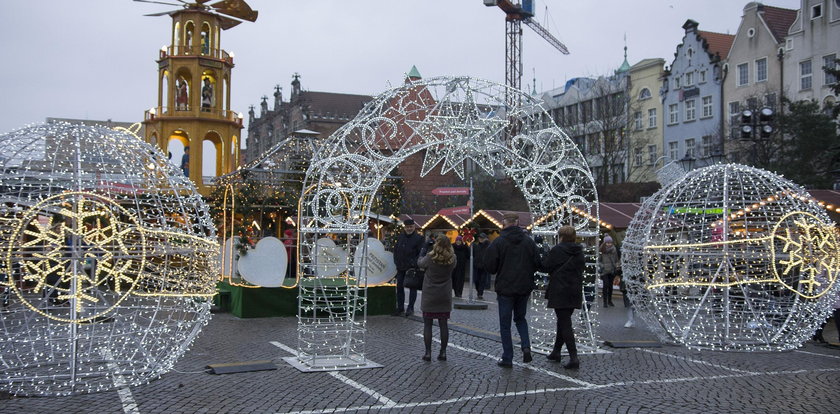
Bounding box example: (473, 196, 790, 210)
(432, 187, 470, 196)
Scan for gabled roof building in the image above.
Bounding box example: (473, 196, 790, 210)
(661, 20, 734, 171)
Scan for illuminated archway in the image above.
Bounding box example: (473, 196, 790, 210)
(293, 76, 599, 371)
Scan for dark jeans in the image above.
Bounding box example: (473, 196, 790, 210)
(473, 268, 489, 296)
(497, 294, 531, 362)
(395, 269, 417, 312)
(452, 267, 466, 297)
(601, 273, 614, 305)
(553, 308, 577, 357)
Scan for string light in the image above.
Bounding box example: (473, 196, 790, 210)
(0, 122, 218, 396)
(295, 76, 600, 369)
(622, 163, 840, 351)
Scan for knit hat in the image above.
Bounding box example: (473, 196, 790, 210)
(403, 219, 415, 226)
(604, 235, 613, 243)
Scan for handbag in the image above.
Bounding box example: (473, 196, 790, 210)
(404, 267, 424, 290)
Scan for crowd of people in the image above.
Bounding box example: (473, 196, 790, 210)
(391, 212, 637, 370)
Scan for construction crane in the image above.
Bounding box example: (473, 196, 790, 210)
(484, 1, 569, 109)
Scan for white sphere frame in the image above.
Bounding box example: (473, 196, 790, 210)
(0, 122, 218, 395)
(622, 163, 839, 351)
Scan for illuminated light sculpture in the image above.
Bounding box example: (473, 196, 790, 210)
(622, 163, 840, 351)
(290, 76, 599, 371)
(0, 122, 218, 395)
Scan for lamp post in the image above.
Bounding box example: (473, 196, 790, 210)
(678, 153, 696, 172)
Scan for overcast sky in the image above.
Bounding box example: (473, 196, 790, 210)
(1, 0, 802, 136)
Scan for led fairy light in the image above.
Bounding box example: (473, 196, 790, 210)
(294, 76, 599, 370)
(0, 122, 218, 396)
(622, 163, 840, 351)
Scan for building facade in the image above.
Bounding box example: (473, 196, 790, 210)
(724, 2, 797, 163)
(662, 20, 734, 170)
(627, 58, 666, 182)
(244, 74, 373, 163)
(782, 0, 840, 108)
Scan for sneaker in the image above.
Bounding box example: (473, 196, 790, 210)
(497, 359, 513, 368)
(624, 320, 635, 328)
(477, 295, 484, 300)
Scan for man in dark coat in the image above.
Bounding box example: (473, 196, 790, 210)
(392, 219, 424, 316)
(471, 233, 490, 300)
(484, 212, 539, 367)
(541, 225, 586, 369)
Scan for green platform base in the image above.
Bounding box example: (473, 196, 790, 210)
(215, 281, 396, 318)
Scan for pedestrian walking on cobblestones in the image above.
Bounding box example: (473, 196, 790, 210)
(471, 233, 490, 300)
(451, 236, 469, 298)
(484, 212, 539, 367)
(418, 234, 457, 361)
(392, 219, 424, 317)
(599, 235, 620, 308)
(541, 225, 586, 369)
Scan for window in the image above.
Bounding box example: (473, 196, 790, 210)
(701, 135, 713, 157)
(729, 101, 741, 139)
(755, 58, 767, 82)
(825, 54, 838, 85)
(811, 4, 822, 19)
(685, 71, 695, 86)
(700, 70, 707, 83)
(729, 102, 740, 120)
(648, 145, 657, 165)
(586, 133, 600, 155)
(765, 93, 777, 108)
(702, 96, 713, 118)
(634, 148, 643, 166)
(669, 104, 679, 124)
(573, 135, 584, 152)
(633, 111, 643, 130)
(737, 63, 749, 86)
(668, 142, 679, 160)
(685, 138, 696, 158)
(747, 97, 758, 109)
(639, 88, 652, 100)
(581, 100, 592, 123)
(800, 60, 812, 90)
(685, 99, 696, 121)
(648, 108, 657, 128)
(674, 76, 681, 89)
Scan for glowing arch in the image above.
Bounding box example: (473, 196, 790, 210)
(293, 76, 600, 371)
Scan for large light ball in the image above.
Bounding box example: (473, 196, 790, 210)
(622, 164, 839, 351)
(0, 122, 218, 395)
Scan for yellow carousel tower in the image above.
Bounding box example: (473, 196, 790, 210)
(140, 0, 258, 195)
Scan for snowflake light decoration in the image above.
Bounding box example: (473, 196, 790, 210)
(0, 122, 218, 395)
(293, 76, 599, 371)
(622, 163, 840, 351)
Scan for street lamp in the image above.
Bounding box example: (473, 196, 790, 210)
(740, 107, 774, 140)
(740, 106, 774, 165)
(678, 153, 696, 172)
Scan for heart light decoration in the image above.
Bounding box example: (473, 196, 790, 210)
(352, 237, 397, 286)
(237, 237, 288, 287)
(312, 238, 348, 278)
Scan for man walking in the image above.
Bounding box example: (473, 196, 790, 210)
(471, 233, 490, 300)
(484, 212, 539, 367)
(392, 219, 424, 317)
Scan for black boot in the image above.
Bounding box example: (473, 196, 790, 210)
(563, 356, 580, 369)
(546, 351, 562, 362)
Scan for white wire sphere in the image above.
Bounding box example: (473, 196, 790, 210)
(0, 122, 218, 395)
(622, 163, 839, 351)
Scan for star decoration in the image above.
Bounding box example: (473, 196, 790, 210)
(409, 88, 508, 179)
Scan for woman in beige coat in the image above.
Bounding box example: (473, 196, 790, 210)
(418, 234, 456, 361)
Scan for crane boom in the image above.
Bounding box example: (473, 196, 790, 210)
(522, 17, 569, 55)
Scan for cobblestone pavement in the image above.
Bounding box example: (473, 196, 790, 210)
(3, 290, 839, 413)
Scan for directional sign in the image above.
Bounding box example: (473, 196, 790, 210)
(432, 187, 470, 196)
(438, 206, 470, 216)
